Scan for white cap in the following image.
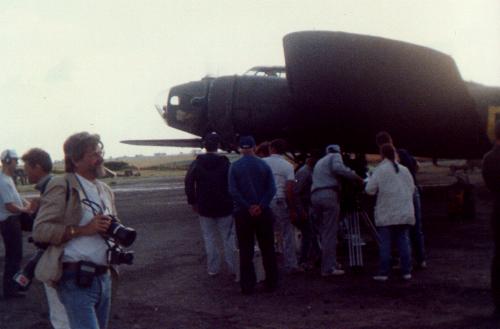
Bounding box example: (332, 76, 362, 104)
(1, 149, 19, 162)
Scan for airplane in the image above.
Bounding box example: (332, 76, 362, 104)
(122, 31, 500, 159)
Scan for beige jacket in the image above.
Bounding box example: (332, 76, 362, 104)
(32, 173, 117, 286)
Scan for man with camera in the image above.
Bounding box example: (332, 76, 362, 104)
(33, 132, 119, 329)
(21, 148, 70, 329)
(311, 144, 363, 276)
(0, 149, 33, 298)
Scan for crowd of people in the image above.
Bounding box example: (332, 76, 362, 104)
(1, 123, 499, 328)
(184, 131, 428, 295)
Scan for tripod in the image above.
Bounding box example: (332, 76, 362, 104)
(341, 199, 380, 267)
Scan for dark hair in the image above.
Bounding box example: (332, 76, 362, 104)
(269, 138, 287, 155)
(21, 148, 53, 173)
(203, 132, 220, 152)
(63, 132, 103, 173)
(255, 141, 270, 158)
(380, 143, 399, 173)
(375, 131, 393, 147)
(496, 121, 500, 140)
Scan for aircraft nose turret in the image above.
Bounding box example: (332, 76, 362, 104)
(161, 79, 213, 137)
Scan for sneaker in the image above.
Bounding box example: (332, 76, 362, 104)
(402, 274, 412, 280)
(321, 268, 345, 277)
(373, 275, 389, 282)
(208, 271, 218, 276)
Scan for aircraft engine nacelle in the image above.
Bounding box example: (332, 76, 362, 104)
(206, 75, 294, 148)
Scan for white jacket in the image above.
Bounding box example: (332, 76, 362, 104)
(365, 159, 415, 227)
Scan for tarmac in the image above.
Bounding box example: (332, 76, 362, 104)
(1, 167, 499, 329)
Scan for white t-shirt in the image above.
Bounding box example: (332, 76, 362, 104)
(263, 154, 295, 199)
(62, 174, 112, 266)
(0, 172, 23, 221)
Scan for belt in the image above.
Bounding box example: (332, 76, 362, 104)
(311, 186, 340, 194)
(63, 262, 109, 276)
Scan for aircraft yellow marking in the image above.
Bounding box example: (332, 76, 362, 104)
(487, 106, 500, 142)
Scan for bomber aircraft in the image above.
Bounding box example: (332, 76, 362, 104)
(122, 31, 500, 159)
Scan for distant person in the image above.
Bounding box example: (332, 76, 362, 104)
(263, 139, 300, 273)
(228, 135, 278, 294)
(482, 121, 500, 316)
(365, 144, 415, 281)
(311, 144, 363, 276)
(22, 148, 70, 329)
(185, 132, 236, 277)
(0, 149, 33, 298)
(33, 132, 118, 329)
(376, 131, 426, 269)
(255, 141, 270, 158)
(293, 155, 320, 269)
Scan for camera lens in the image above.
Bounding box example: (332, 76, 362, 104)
(108, 221, 137, 247)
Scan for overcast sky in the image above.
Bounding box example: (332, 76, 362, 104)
(1, 0, 499, 161)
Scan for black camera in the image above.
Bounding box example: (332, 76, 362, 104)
(106, 215, 136, 248)
(108, 245, 134, 265)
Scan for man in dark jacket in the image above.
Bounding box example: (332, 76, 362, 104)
(482, 121, 500, 316)
(185, 132, 236, 277)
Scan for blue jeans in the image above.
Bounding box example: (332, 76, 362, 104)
(57, 271, 111, 329)
(199, 215, 236, 274)
(377, 225, 412, 276)
(410, 188, 426, 263)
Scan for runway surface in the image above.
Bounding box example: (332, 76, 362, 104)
(1, 172, 499, 329)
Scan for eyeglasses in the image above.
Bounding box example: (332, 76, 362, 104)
(86, 149, 105, 158)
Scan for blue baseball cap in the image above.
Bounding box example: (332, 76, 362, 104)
(239, 136, 256, 149)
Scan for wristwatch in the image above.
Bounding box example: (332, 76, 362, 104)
(69, 226, 76, 238)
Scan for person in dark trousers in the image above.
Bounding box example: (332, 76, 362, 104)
(482, 121, 500, 316)
(375, 131, 427, 269)
(228, 135, 278, 294)
(0, 149, 33, 298)
(22, 148, 70, 329)
(185, 132, 236, 277)
(293, 155, 320, 269)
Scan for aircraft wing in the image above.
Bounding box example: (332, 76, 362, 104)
(121, 138, 202, 148)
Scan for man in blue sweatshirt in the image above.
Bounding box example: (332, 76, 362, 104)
(228, 135, 278, 294)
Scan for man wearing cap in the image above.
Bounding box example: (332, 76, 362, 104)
(0, 149, 33, 298)
(263, 139, 300, 273)
(228, 135, 278, 294)
(185, 132, 236, 277)
(311, 144, 363, 276)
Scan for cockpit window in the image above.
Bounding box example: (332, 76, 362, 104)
(169, 95, 180, 106)
(244, 66, 286, 78)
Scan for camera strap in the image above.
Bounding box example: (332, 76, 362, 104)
(74, 174, 109, 216)
(74, 174, 115, 256)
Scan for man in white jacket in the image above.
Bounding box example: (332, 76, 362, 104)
(365, 144, 415, 281)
